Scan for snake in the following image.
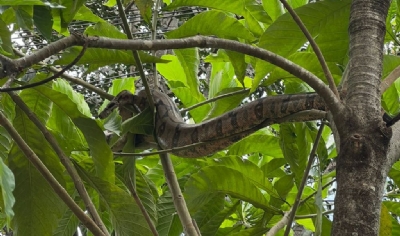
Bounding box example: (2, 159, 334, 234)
(99, 90, 327, 157)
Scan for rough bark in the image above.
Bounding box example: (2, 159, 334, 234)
(331, 0, 392, 235)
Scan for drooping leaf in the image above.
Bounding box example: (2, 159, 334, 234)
(380, 204, 392, 236)
(10, 86, 66, 235)
(76, 165, 153, 236)
(165, 10, 255, 41)
(156, 190, 183, 235)
(52, 208, 79, 236)
(157, 54, 210, 122)
(228, 129, 283, 158)
(33, 5, 53, 40)
(254, 0, 351, 91)
(185, 166, 279, 213)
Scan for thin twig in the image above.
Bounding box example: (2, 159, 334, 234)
(280, 0, 339, 98)
(295, 209, 335, 219)
(300, 178, 336, 204)
(284, 123, 325, 236)
(0, 111, 106, 236)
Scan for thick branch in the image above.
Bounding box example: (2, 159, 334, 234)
(3, 36, 343, 115)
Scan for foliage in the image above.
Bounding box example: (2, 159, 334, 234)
(0, 0, 400, 235)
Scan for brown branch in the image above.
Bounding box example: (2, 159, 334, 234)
(280, 0, 339, 98)
(0, 111, 106, 236)
(159, 153, 200, 235)
(284, 123, 325, 236)
(8, 92, 110, 235)
(266, 210, 291, 236)
(3, 35, 342, 115)
(0, 39, 87, 92)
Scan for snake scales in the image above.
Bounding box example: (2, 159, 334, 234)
(100, 90, 327, 157)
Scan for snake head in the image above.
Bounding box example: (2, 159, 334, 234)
(98, 90, 135, 119)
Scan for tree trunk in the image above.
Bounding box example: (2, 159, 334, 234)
(332, 0, 392, 235)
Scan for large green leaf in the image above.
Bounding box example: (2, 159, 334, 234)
(31, 79, 115, 182)
(166, 0, 272, 24)
(157, 54, 210, 122)
(279, 123, 309, 185)
(52, 207, 79, 236)
(199, 199, 240, 235)
(228, 129, 283, 158)
(254, 0, 351, 91)
(184, 166, 279, 213)
(76, 165, 153, 236)
(33, 5, 52, 40)
(10, 87, 66, 235)
(156, 190, 183, 235)
(165, 10, 255, 41)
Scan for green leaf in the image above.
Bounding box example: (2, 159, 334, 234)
(261, 158, 287, 178)
(185, 166, 279, 213)
(0, 157, 14, 226)
(135, 0, 153, 23)
(380, 204, 392, 236)
(274, 174, 294, 199)
(10, 87, 66, 235)
(263, 52, 343, 87)
(58, 0, 85, 27)
(165, 10, 255, 41)
(156, 190, 183, 235)
(254, 0, 351, 91)
(199, 199, 240, 235)
(14, 5, 33, 29)
(85, 21, 127, 38)
(74, 5, 106, 23)
(279, 123, 309, 184)
(262, 0, 284, 21)
(76, 165, 153, 236)
(33, 5, 53, 40)
(157, 54, 210, 122)
(73, 117, 115, 182)
(228, 129, 283, 157)
(0, 17, 13, 54)
(122, 107, 154, 135)
(52, 208, 79, 236)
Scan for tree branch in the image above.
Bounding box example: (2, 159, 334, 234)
(2, 35, 343, 115)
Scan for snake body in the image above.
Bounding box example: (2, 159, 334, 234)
(100, 90, 327, 157)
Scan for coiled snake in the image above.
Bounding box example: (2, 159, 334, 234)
(100, 90, 327, 157)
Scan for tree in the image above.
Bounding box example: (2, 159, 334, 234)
(0, 0, 398, 235)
